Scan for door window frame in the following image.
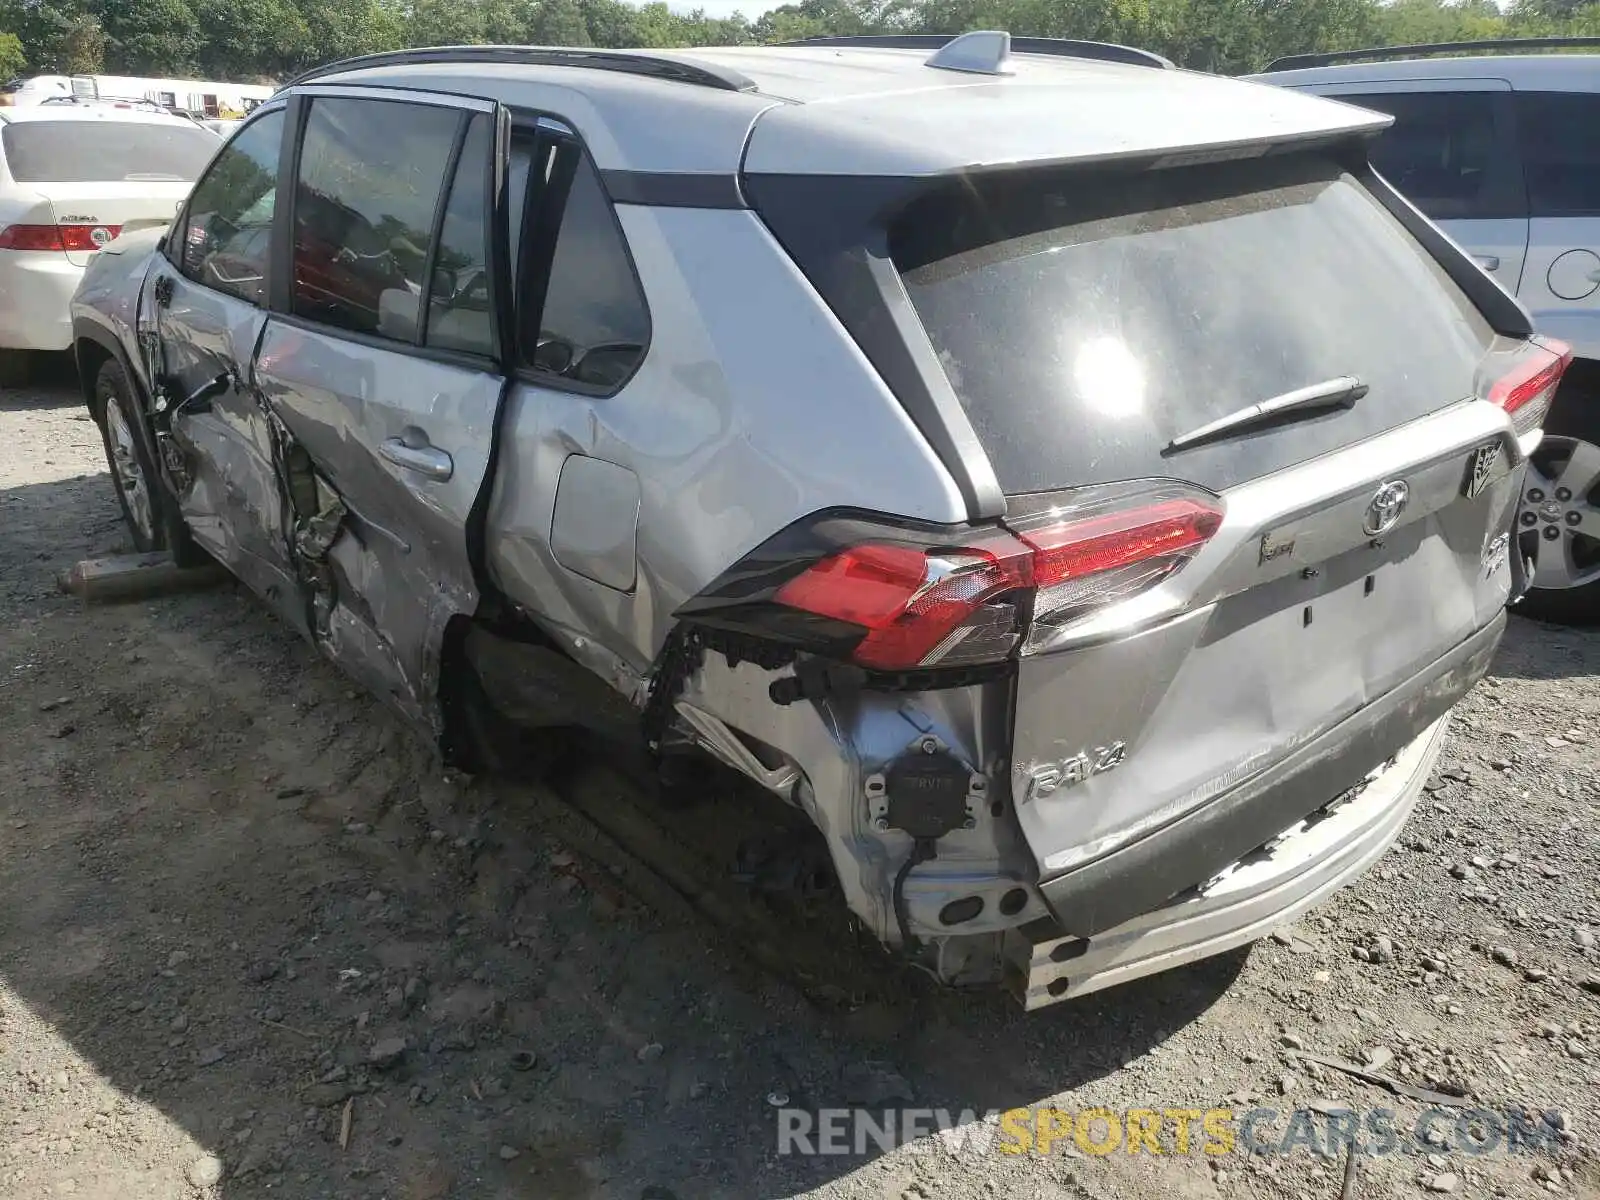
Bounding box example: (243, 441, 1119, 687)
(164, 98, 291, 296)
(263, 84, 508, 374)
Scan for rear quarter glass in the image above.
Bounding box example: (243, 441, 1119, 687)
(892, 152, 1495, 494)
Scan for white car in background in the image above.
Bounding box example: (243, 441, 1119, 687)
(0, 104, 218, 384)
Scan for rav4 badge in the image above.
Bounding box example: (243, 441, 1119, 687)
(1017, 742, 1127, 802)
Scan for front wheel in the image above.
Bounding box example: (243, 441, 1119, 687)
(94, 359, 206, 566)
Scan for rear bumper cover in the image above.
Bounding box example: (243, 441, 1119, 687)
(1005, 711, 1451, 1008)
(1036, 612, 1504, 937)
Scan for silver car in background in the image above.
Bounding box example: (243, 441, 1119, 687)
(70, 33, 1564, 1008)
(1254, 38, 1600, 621)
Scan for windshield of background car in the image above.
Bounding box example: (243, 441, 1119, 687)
(1, 120, 219, 182)
(892, 152, 1495, 493)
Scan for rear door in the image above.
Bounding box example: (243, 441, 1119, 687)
(143, 103, 305, 626)
(0, 116, 219, 263)
(1510, 89, 1600, 360)
(251, 88, 505, 732)
(1302, 80, 1529, 291)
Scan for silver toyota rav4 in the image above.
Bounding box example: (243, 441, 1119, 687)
(71, 32, 1565, 1009)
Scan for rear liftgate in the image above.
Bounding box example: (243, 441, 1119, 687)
(670, 339, 1564, 1007)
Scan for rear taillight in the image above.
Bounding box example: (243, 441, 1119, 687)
(1013, 493, 1224, 653)
(774, 540, 1028, 670)
(688, 486, 1224, 673)
(1485, 337, 1571, 436)
(0, 223, 120, 252)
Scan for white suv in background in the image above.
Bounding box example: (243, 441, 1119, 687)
(0, 103, 219, 384)
(1255, 39, 1600, 621)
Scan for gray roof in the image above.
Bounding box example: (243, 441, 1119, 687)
(307, 45, 1390, 178)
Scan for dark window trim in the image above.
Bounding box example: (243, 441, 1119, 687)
(599, 169, 744, 209)
(507, 109, 653, 400)
(267, 94, 305, 315)
(164, 100, 291, 301)
(266, 308, 502, 375)
(487, 106, 516, 375)
(417, 109, 472, 351)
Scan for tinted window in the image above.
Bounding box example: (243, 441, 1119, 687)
(525, 147, 648, 391)
(1343, 91, 1509, 220)
(0, 119, 218, 183)
(292, 97, 460, 343)
(1516, 91, 1600, 218)
(178, 109, 284, 306)
(424, 115, 494, 358)
(894, 154, 1491, 494)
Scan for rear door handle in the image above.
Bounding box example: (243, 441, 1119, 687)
(1474, 254, 1500, 272)
(379, 432, 453, 481)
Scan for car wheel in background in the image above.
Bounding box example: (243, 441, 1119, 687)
(1515, 390, 1600, 625)
(94, 358, 206, 566)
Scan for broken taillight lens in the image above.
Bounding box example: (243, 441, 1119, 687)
(1484, 336, 1571, 437)
(688, 485, 1225, 672)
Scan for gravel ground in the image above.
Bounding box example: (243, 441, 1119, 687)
(2, 368, 1598, 1200)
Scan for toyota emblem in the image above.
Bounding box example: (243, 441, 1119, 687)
(1363, 480, 1410, 537)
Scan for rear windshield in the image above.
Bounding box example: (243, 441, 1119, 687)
(2, 120, 217, 183)
(893, 153, 1493, 494)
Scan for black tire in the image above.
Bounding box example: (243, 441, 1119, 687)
(1514, 373, 1600, 626)
(94, 358, 207, 566)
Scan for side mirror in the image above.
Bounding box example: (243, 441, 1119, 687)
(431, 265, 459, 305)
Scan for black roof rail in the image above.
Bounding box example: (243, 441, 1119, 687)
(787, 33, 1172, 70)
(1265, 36, 1600, 72)
(282, 45, 759, 94)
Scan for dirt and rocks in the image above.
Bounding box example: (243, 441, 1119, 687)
(2, 370, 1599, 1200)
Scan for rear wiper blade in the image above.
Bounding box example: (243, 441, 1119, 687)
(1164, 376, 1369, 454)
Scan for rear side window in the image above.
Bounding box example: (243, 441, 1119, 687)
(521, 144, 649, 393)
(1516, 91, 1600, 218)
(1342, 91, 1512, 220)
(291, 97, 460, 344)
(894, 154, 1492, 494)
(178, 109, 284, 306)
(1, 119, 217, 183)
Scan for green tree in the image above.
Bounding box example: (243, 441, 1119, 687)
(191, 0, 307, 77)
(527, 0, 590, 44)
(96, 0, 202, 73)
(61, 14, 105, 71)
(0, 31, 25, 78)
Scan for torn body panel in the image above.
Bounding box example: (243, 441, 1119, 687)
(251, 319, 501, 734)
(142, 268, 307, 634)
(671, 650, 1046, 965)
